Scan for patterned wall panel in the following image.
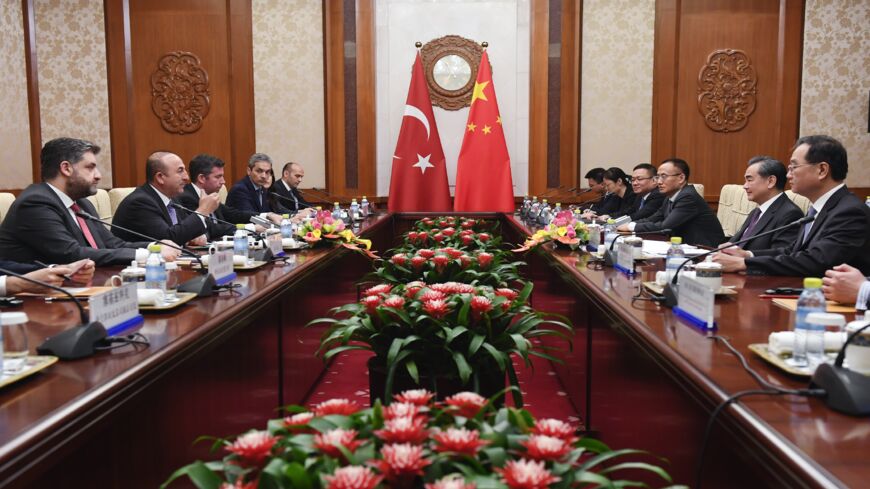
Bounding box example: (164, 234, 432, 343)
(34, 0, 113, 187)
(0, 1, 33, 189)
(252, 0, 326, 188)
(580, 0, 655, 173)
(800, 0, 869, 186)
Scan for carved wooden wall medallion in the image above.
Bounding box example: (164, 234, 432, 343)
(697, 49, 757, 133)
(150, 51, 211, 134)
(420, 35, 486, 110)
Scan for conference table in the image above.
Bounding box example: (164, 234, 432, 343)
(0, 212, 865, 488)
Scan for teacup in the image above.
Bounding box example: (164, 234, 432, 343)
(845, 319, 870, 376)
(694, 261, 723, 291)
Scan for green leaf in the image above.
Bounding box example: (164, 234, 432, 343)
(405, 359, 419, 383)
(323, 344, 371, 361)
(259, 458, 290, 489)
(160, 461, 222, 489)
(577, 448, 647, 472)
(468, 334, 486, 356)
(307, 417, 338, 433)
(576, 437, 611, 453)
(451, 350, 473, 384)
(386, 337, 404, 365)
(505, 363, 523, 407)
(446, 325, 469, 344)
(600, 462, 672, 482)
(481, 343, 507, 371)
(481, 446, 507, 466)
(573, 470, 614, 488)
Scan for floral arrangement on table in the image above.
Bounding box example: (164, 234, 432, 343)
(366, 246, 523, 287)
(414, 216, 491, 233)
(310, 281, 571, 405)
(513, 211, 590, 252)
(162, 390, 673, 489)
(298, 210, 377, 258)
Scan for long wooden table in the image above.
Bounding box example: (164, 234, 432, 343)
(0, 212, 865, 488)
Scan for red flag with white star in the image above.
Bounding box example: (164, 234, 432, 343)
(388, 52, 452, 212)
(453, 49, 514, 212)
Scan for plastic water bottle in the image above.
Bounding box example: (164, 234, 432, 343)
(144, 244, 167, 292)
(350, 199, 360, 221)
(280, 214, 293, 238)
(553, 202, 562, 215)
(538, 200, 551, 224)
(793, 277, 826, 367)
(521, 195, 530, 216)
(234, 224, 250, 262)
(529, 197, 540, 220)
(360, 196, 370, 217)
(603, 219, 618, 248)
(332, 202, 342, 221)
(665, 237, 685, 282)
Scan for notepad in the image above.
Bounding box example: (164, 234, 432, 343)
(771, 298, 856, 313)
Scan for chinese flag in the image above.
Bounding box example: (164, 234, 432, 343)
(453, 50, 514, 212)
(388, 53, 452, 212)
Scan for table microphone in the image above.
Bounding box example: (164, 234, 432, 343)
(661, 214, 815, 308)
(603, 229, 672, 267)
(269, 191, 315, 210)
(810, 321, 870, 416)
(310, 187, 352, 205)
(167, 202, 275, 262)
(167, 202, 261, 237)
(575, 193, 605, 210)
(296, 188, 334, 205)
(75, 211, 216, 297)
(0, 266, 107, 360)
(539, 185, 566, 198)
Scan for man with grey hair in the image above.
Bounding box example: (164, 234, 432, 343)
(226, 153, 280, 213)
(721, 155, 803, 252)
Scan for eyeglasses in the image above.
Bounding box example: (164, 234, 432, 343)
(631, 176, 653, 183)
(654, 173, 683, 181)
(787, 163, 817, 172)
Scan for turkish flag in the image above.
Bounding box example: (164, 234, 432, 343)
(388, 53, 452, 212)
(453, 50, 514, 212)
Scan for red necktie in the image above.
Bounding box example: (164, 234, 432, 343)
(70, 203, 99, 249)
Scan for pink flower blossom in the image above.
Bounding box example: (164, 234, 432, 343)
(423, 299, 450, 319)
(521, 434, 573, 461)
(461, 235, 474, 246)
(404, 281, 426, 299)
(459, 255, 473, 269)
(495, 288, 518, 300)
(407, 231, 418, 241)
(432, 427, 490, 455)
(433, 233, 446, 243)
(374, 416, 429, 444)
(495, 459, 561, 489)
(442, 227, 456, 237)
(313, 429, 362, 458)
(477, 252, 493, 268)
(225, 431, 278, 466)
(314, 398, 361, 416)
(411, 256, 427, 270)
(432, 255, 450, 271)
(383, 295, 406, 309)
(324, 466, 383, 489)
(283, 412, 314, 431)
(382, 402, 423, 420)
(391, 253, 408, 266)
(373, 443, 431, 482)
(461, 220, 475, 229)
(418, 249, 436, 259)
(394, 389, 435, 406)
(444, 392, 487, 418)
(444, 247, 463, 259)
(532, 419, 577, 440)
(478, 233, 491, 242)
(420, 289, 446, 302)
(470, 296, 493, 315)
(364, 284, 392, 297)
(425, 475, 477, 489)
(438, 221, 450, 228)
(361, 295, 381, 313)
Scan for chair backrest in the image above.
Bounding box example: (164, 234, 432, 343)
(219, 184, 228, 204)
(85, 189, 113, 223)
(108, 187, 136, 216)
(717, 184, 756, 237)
(690, 183, 705, 198)
(0, 193, 15, 223)
(785, 190, 811, 213)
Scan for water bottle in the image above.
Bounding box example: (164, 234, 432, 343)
(234, 224, 250, 262)
(144, 244, 167, 292)
(350, 199, 360, 221)
(793, 277, 826, 367)
(529, 197, 540, 220)
(280, 214, 293, 238)
(665, 237, 685, 282)
(332, 202, 342, 221)
(538, 200, 551, 224)
(521, 195, 530, 216)
(360, 196, 370, 217)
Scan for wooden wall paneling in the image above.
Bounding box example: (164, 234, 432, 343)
(324, 0, 347, 195)
(22, 0, 41, 184)
(558, 0, 581, 190)
(355, 0, 376, 197)
(226, 0, 257, 184)
(105, 0, 136, 187)
(651, 0, 804, 203)
(528, 0, 549, 196)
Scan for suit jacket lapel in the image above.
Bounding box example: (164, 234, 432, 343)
(40, 183, 91, 247)
(796, 187, 846, 250)
(144, 185, 173, 225)
(749, 194, 785, 238)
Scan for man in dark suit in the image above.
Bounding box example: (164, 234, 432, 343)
(617, 158, 725, 247)
(174, 154, 283, 240)
(613, 163, 664, 221)
(0, 138, 180, 266)
(724, 156, 803, 251)
(0, 259, 95, 295)
(112, 151, 220, 245)
(715, 135, 870, 276)
(823, 264, 870, 311)
(272, 161, 315, 214)
(226, 153, 279, 214)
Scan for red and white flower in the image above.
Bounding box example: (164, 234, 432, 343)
(411, 256, 427, 270)
(459, 255, 474, 269)
(443, 247, 463, 259)
(361, 295, 381, 313)
(433, 233, 446, 243)
(520, 434, 573, 461)
(425, 474, 477, 489)
(420, 289, 446, 302)
(461, 234, 474, 246)
(470, 296, 493, 315)
(383, 295, 406, 309)
(495, 458, 561, 489)
(391, 253, 408, 266)
(313, 428, 363, 458)
(225, 431, 278, 466)
(394, 389, 435, 406)
(283, 412, 314, 430)
(444, 392, 487, 418)
(423, 299, 450, 319)
(495, 288, 518, 300)
(532, 418, 576, 440)
(382, 401, 423, 420)
(404, 281, 426, 299)
(324, 465, 383, 489)
(432, 254, 450, 271)
(478, 233, 491, 242)
(432, 427, 490, 455)
(374, 415, 429, 444)
(442, 227, 456, 237)
(461, 219, 476, 229)
(314, 398, 361, 416)
(363, 284, 392, 297)
(418, 249, 436, 259)
(373, 443, 431, 480)
(476, 252, 493, 268)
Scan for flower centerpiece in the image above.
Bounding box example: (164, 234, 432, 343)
(310, 281, 571, 404)
(367, 246, 524, 287)
(162, 390, 673, 489)
(513, 211, 590, 252)
(297, 209, 376, 257)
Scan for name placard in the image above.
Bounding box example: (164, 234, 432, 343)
(675, 275, 716, 330)
(89, 283, 143, 335)
(209, 249, 236, 285)
(266, 232, 285, 257)
(615, 241, 635, 275)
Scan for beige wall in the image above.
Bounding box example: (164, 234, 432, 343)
(579, 0, 656, 176)
(34, 0, 113, 188)
(0, 1, 33, 190)
(252, 0, 326, 188)
(800, 0, 869, 187)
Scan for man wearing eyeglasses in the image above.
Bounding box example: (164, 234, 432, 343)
(617, 158, 724, 247)
(609, 163, 664, 221)
(714, 135, 870, 276)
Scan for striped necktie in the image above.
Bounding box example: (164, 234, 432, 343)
(800, 206, 818, 245)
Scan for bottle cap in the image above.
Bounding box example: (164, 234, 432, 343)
(236, 223, 246, 229)
(282, 214, 290, 219)
(362, 196, 367, 199)
(806, 312, 845, 326)
(670, 237, 682, 244)
(542, 199, 548, 203)
(352, 199, 357, 203)
(0, 312, 28, 325)
(556, 203, 561, 207)
(607, 219, 615, 224)
(803, 277, 822, 288)
(334, 202, 339, 206)
(148, 243, 162, 252)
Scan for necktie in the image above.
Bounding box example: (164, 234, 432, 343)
(665, 199, 673, 215)
(742, 208, 761, 239)
(638, 196, 645, 210)
(167, 203, 178, 225)
(70, 203, 99, 249)
(801, 206, 818, 245)
(257, 188, 263, 210)
(290, 189, 299, 211)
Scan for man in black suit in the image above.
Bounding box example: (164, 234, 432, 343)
(823, 264, 870, 311)
(272, 161, 315, 214)
(582, 167, 612, 215)
(724, 156, 803, 251)
(715, 135, 870, 276)
(0, 259, 95, 295)
(226, 153, 280, 214)
(0, 138, 180, 266)
(617, 158, 725, 247)
(174, 154, 283, 240)
(112, 151, 220, 246)
(613, 163, 664, 221)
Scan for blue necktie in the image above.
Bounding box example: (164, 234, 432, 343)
(167, 203, 178, 225)
(638, 196, 645, 210)
(801, 206, 817, 245)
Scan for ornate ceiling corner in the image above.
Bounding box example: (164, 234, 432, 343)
(150, 51, 211, 135)
(697, 49, 757, 133)
(420, 35, 486, 111)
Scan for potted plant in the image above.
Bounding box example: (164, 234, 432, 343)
(310, 281, 571, 406)
(366, 246, 524, 287)
(162, 389, 674, 489)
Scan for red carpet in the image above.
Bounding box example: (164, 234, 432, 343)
(304, 348, 581, 424)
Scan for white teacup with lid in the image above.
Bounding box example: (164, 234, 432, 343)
(845, 317, 870, 376)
